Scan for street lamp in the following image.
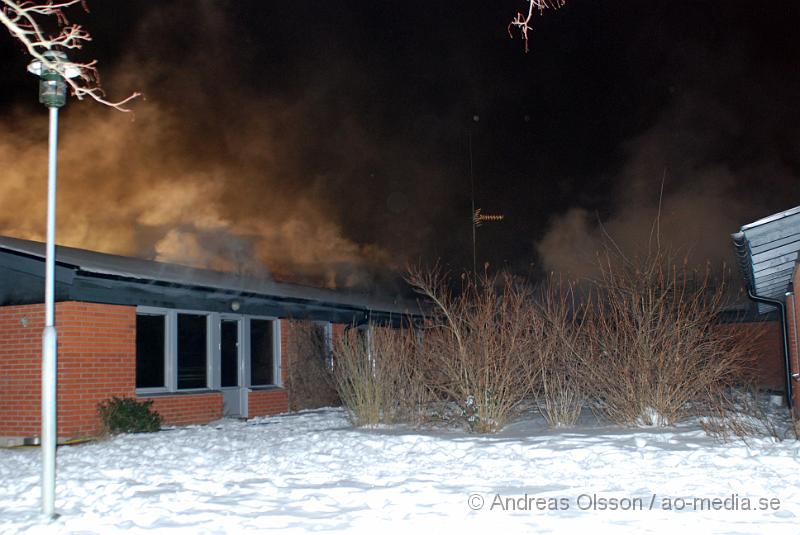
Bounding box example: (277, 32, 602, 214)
(27, 49, 78, 518)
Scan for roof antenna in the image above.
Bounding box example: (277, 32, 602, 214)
(469, 116, 477, 276)
(469, 114, 504, 276)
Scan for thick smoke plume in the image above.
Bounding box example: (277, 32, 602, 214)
(0, 2, 444, 291)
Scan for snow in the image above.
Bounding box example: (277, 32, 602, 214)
(1, 408, 799, 534)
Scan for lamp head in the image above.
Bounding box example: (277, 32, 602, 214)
(27, 50, 80, 108)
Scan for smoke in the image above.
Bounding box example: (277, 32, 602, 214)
(536, 77, 800, 281)
(0, 1, 437, 290)
(5, 1, 794, 291)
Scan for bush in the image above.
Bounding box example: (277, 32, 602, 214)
(530, 277, 586, 427)
(700, 386, 790, 443)
(332, 324, 429, 427)
(581, 251, 752, 427)
(408, 267, 539, 433)
(332, 328, 383, 427)
(97, 396, 162, 435)
(336, 252, 754, 433)
(285, 321, 340, 411)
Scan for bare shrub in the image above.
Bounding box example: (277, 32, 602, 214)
(582, 251, 753, 427)
(379, 326, 434, 426)
(285, 321, 340, 411)
(332, 323, 428, 427)
(530, 277, 586, 427)
(408, 266, 538, 433)
(331, 328, 382, 427)
(700, 386, 791, 443)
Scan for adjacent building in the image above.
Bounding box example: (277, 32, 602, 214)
(732, 205, 800, 408)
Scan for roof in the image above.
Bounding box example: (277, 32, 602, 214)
(731, 206, 800, 312)
(0, 235, 420, 323)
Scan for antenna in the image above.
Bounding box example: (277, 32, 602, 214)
(469, 114, 504, 275)
(469, 125, 477, 275)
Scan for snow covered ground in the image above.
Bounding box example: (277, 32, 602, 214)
(1, 407, 799, 534)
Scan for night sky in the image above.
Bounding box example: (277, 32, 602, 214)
(0, 1, 798, 294)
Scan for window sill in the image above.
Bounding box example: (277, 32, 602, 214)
(136, 389, 221, 398)
(249, 385, 283, 391)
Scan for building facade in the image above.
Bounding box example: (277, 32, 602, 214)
(0, 236, 415, 444)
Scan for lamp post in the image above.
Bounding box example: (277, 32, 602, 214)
(27, 49, 79, 518)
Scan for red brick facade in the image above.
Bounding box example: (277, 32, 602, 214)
(0, 302, 135, 440)
(248, 389, 289, 418)
(788, 266, 800, 407)
(0, 304, 44, 439)
(0, 302, 301, 441)
(715, 320, 784, 391)
(143, 393, 224, 426)
(0, 296, 790, 439)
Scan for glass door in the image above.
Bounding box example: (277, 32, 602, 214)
(221, 318, 245, 417)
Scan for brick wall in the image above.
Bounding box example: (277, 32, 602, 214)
(0, 303, 48, 439)
(791, 268, 800, 406)
(142, 393, 223, 426)
(332, 323, 346, 341)
(0, 303, 353, 437)
(715, 320, 784, 391)
(248, 389, 289, 417)
(0, 302, 228, 440)
(0, 302, 136, 440)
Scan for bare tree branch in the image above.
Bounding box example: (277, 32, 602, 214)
(1, 0, 139, 111)
(508, 0, 566, 53)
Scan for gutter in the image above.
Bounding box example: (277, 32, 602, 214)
(732, 232, 794, 408)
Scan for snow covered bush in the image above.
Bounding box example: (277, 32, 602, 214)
(285, 320, 340, 411)
(408, 266, 539, 433)
(581, 251, 752, 427)
(97, 397, 162, 435)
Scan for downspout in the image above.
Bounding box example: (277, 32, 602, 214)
(792, 292, 800, 386)
(732, 231, 794, 408)
(744, 290, 793, 409)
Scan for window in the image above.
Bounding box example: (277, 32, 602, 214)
(313, 321, 334, 370)
(220, 319, 239, 388)
(134, 307, 280, 394)
(136, 314, 166, 389)
(177, 313, 208, 389)
(357, 324, 374, 368)
(250, 319, 275, 386)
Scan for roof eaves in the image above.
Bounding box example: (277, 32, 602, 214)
(740, 205, 800, 231)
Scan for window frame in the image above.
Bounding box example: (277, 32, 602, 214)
(246, 316, 281, 388)
(134, 311, 169, 394)
(218, 315, 243, 389)
(136, 306, 214, 395)
(175, 311, 213, 391)
(314, 321, 334, 370)
(135, 306, 281, 395)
